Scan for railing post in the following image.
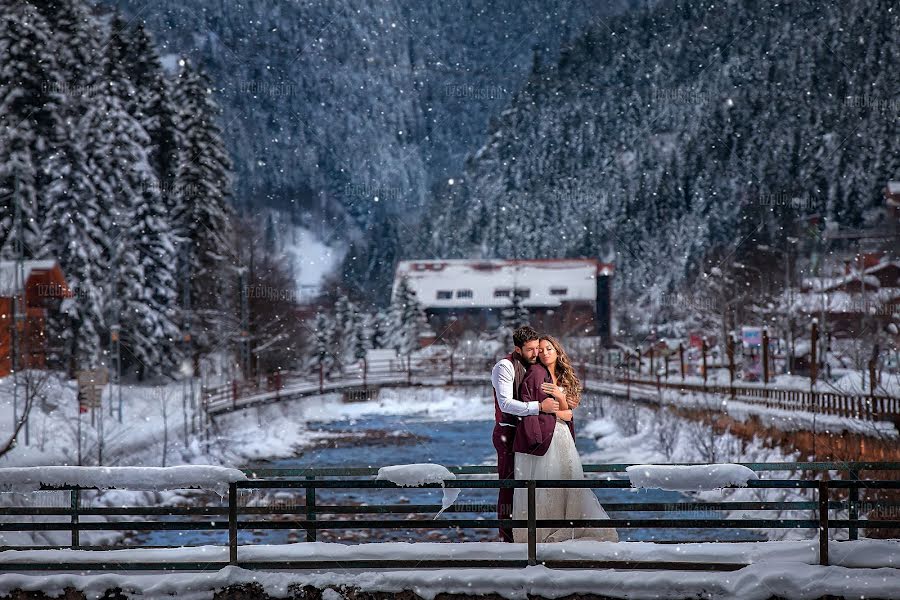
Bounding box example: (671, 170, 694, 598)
(229, 482, 238, 565)
(818, 480, 829, 566)
(449, 353, 454, 385)
(625, 354, 631, 402)
(70, 489, 80, 549)
(727, 333, 736, 400)
(849, 468, 859, 541)
(527, 480, 537, 566)
(701, 338, 708, 389)
(319, 363, 324, 394)
(810, 320, 818, 393)
(679, 342, 685, 381)
(363, 358, 368, 389)
(762, 328, 770, 385)
(407, 354, 412, 386)
(306, 475, 317, 542)
(232, 379, 238, 411)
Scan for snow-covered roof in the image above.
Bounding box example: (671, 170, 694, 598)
(791, 288, 900, 314)
(864, 259, 900, 276)
(800, 273, 880, 293)
(0, 260, 60, 296)
(393, 259, 612, 309)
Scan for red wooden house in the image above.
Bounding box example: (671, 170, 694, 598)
(0, 260, 71, 377)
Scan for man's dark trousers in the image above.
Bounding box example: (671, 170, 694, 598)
(492, 422, 516, 542)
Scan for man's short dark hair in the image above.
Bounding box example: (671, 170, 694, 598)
(513, 325, 540, 348)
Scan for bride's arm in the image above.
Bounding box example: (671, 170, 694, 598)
(556, 409, 573, 421)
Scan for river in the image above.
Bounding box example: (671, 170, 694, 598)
(137, 395, 764, 546)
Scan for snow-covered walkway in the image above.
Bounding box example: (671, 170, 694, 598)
(1, 541, 899, 599)
(1, 540, 898, 599)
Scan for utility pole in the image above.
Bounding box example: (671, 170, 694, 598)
(109, 238, 122, 423)
(11, 174, 26, 443)
(239, 266, 250, 381)
(181, 244, 194, 436)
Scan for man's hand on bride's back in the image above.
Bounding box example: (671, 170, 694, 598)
(539, 397, 560, 413)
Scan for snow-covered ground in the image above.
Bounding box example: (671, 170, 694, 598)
(0, 541, 898, 600)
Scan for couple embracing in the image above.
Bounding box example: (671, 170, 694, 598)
(491, 325, 618, 544)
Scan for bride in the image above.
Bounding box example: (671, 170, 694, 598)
(511, 335, 619, 543)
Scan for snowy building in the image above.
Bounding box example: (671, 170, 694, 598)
(795, 259, 899, 338)
(885, 180, 900, 208)
(391, 259, 614, 343)
(0, 260, 71, 377)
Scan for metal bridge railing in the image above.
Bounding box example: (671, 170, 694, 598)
(201, 357, 899, 424)
(2, 462, 899, 571)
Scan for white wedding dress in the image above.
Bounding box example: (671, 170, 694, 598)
(512, 419, 619, 543)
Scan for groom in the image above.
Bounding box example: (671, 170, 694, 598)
(490, 325, 560, 542)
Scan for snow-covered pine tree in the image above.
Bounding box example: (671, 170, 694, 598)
(0, 2, 64, 258)
(310, 311, 337, 376)
(124, 181, 182, 378)
(386, 277, 427, 355)
(332, 294, 356, 366)
(500, 289, 530, 341)
(352, 312, 372, 361)
(171, 58, 235, 364)
(370, 308, 389, 350)
(120, 21, 184, 216)
(44, 88, 112, 372)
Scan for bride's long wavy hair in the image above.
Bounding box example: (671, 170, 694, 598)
(541, 335, 581, 406)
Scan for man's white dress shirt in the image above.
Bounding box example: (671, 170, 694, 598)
(491, 358, 539, 426)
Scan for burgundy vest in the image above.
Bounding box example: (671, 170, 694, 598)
(493, 353, 525, 427)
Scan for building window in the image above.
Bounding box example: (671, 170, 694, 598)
(513, 287, 530, 299)
(494, 289, 511, 298)
(436, 290, 452, 300)
(456, 289, 473, 299)
(550, 287, 568, 296)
